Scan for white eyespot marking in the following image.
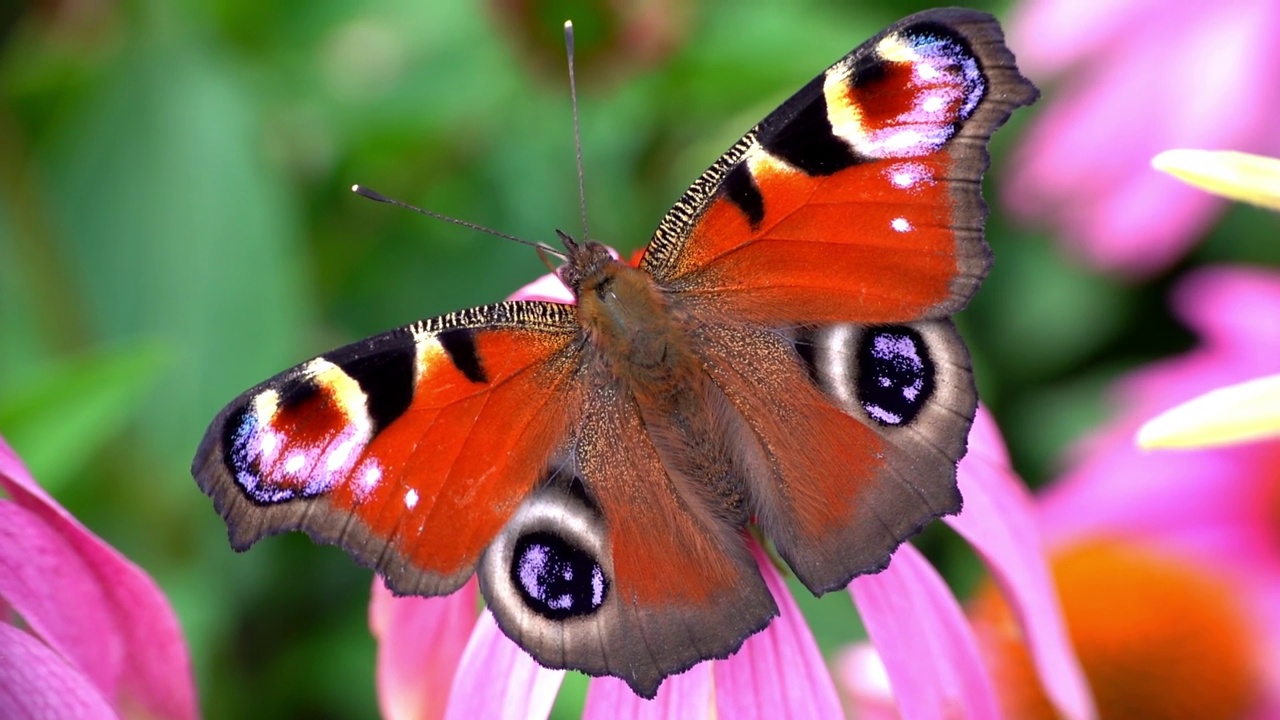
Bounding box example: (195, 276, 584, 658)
(885, 161, 932, 190)
(922, 95, 945, 114)
(327, 438, 357, 471)
(883, 130, 927, 153)
(820, 324, 857, 409)
(284, 452, 307, 475)
(591, 566, 606, 606)
(258, 428, 281, 459)
(360, 463, 382, 491)
(891, 217, 912, 233)
(404, 488, 419, 509)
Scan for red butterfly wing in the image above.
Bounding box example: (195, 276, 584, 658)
(193, 302, 582, 595)
(641, 8, 1036, 325)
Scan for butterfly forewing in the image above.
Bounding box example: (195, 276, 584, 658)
(641, 8, 1036, 326)
(193, 301, 582, 596)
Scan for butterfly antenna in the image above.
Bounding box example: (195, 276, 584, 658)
(564, 20, 590, 243)
(351, 184, 567, 259)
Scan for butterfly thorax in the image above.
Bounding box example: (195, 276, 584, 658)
(568, 245, 689, 382)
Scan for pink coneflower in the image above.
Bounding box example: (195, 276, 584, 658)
(0, 437, 199, 720)
(366, 276, 1094, 720)
(1002, 0, 1280, 276)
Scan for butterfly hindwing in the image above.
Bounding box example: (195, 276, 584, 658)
(480, 384, 779, 698)
(641, 8, 1037, 326)
(193, 302, 583, 596)
(691, 319, 976, 593)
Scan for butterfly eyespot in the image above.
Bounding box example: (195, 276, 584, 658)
(856, 326, 935, 426)
(479, 478, 614, 634)
(512, 531, 609, 619)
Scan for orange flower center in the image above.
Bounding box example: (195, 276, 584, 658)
(970, 540, 1261, 720)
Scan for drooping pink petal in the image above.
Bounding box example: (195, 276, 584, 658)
(370, 579, 479, 720)
(442, 611, 563, 720)
(849, 543, 998, 720)
(944, 409, 1096, 720)
(583, 666, 714, 720)
(0, 438, 198, 720)
(0, 623, 118, 720)
(0, 502, 118, 698)
(714, 541, 843, 718)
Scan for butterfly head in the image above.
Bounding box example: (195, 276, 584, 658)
(555, 232, 618, 298)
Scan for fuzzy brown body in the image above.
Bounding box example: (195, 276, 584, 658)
(572, 246, 751, 525)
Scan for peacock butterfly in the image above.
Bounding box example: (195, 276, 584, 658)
(192, 8, 1036, 698)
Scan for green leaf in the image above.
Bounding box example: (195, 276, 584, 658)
(42, 18, 314, 478)
(0, 343, 168, 491)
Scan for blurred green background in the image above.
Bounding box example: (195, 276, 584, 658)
(2, 0, 1277, 718)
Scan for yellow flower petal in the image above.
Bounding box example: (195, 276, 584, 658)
(1151, 149, 1280, 211)
(1137, 373, 1280, 450)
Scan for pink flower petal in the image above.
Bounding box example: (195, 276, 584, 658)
(0, 502, 118, 697)
(0, 438, 197, 720)
(0, 623, 118, 720)
(371, 579, 479, 720)
(1005, 0, 1280, 276)
(1173, 266, 1280, 352)
(442, 611, 563, 720)
(835, 643, 899, 720)
(945, 409, 1096, 720)
(1009, 0, 1156, 76)
(509, 273, 573, 304)
(849, 543, 998, 720)
(714, 541, 842, 718)
(583, 667, 714, 720)
(583, 540, 838, 717)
